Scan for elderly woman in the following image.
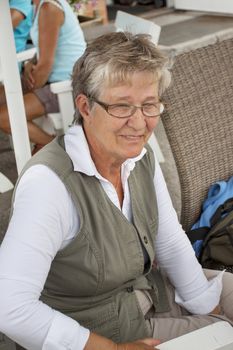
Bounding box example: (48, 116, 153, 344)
(0, 32, 233, 350)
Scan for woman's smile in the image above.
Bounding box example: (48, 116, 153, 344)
(120, 134, 144, 140)
(83, 72, 160, 165)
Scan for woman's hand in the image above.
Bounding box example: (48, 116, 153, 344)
(117, 338, 161, 350)
(26, 61, 51, 89)
(210, 304, 221, 315)
(84, 333, 161, 350)
(22, 59, 36, 91)
(22, 59, 53, 90)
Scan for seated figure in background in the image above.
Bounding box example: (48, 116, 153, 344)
(0, 32, 233, 350)
(10, 0, 33, 56)
(0, 1, 32, 82)
(0, 0, 86, 153)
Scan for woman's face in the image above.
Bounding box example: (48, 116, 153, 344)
(81, 72, 161, 164)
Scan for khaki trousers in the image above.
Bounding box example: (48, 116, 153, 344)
(136, 269, 233, 343)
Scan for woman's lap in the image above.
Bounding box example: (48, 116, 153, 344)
(136, 269, 233, 343)
(33, 85, 59, 114)
(21, 79, 59, 115)
(15, 270, 233, 348)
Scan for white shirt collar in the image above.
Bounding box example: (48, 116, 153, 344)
(64, 125, 147, 180)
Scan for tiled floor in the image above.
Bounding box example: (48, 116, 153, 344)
(158, 12, 233, 45)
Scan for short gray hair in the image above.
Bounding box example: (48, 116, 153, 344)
(72, 31, 171, 124)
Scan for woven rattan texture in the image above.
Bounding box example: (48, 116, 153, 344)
(162, 37, 233, 232)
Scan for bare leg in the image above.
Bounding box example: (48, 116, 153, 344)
(0, 91, 54, 145)
(0, 84, 6, 105)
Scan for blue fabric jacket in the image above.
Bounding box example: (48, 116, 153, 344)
(192, 176, 233, 256)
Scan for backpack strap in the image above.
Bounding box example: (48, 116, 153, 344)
(187, 198, 233, 260)
(186, 227, 209, 244)
(210, 197, 233, 226)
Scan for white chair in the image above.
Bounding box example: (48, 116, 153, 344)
(1, 47, 37, 193)
(16, 47, 36, 65)
(49, 11, 165, 162)
(1, 46, 64, 145)
(0, 47, 36, 83)
(0, 0, 36, 193)
(49, 80, 74, 132)
(115, 10, 161, 43)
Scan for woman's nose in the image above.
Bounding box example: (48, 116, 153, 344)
(127, 108, 146, 128)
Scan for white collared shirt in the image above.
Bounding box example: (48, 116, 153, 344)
(0, 125, 223, 349)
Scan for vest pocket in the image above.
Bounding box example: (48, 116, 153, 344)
(78, 300, 121, 343)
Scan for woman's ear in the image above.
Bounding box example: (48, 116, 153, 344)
(75, 94, 91, 122)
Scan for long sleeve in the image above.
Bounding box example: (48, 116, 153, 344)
(154, 159, 223, 314)
(0, 165, 89, 349)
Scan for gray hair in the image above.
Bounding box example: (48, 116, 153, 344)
(72, 31, 171, 124)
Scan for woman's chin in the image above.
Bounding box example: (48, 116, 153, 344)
(123, 146, 145, 159)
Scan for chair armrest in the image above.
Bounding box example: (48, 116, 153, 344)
(50, 80, 72, 94)
(49, 80, 74, 132)
(16, 47, 36, 63)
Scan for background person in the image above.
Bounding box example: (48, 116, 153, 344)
(10, 0, 33, 55)
(0, 32, 233, 350)
(0, 1, 32, 88)
(0, 0, 86, 153)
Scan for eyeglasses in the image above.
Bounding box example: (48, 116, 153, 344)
(88, 96, 164, 119)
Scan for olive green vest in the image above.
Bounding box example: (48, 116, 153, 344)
(13, 136, 169, 343)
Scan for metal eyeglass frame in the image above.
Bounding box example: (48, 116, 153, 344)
(88, 96, 164, 119)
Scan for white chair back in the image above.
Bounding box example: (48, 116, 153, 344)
(115, 11, 161, 44)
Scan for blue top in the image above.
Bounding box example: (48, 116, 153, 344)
(30, 0, 86, 83)
(10, 0, 33, 53)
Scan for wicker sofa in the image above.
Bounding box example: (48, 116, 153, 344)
(160, 28, 233, 233)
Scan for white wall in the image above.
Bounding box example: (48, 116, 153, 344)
(166, 0, 175, 7)
(174, 0, 233, 14)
